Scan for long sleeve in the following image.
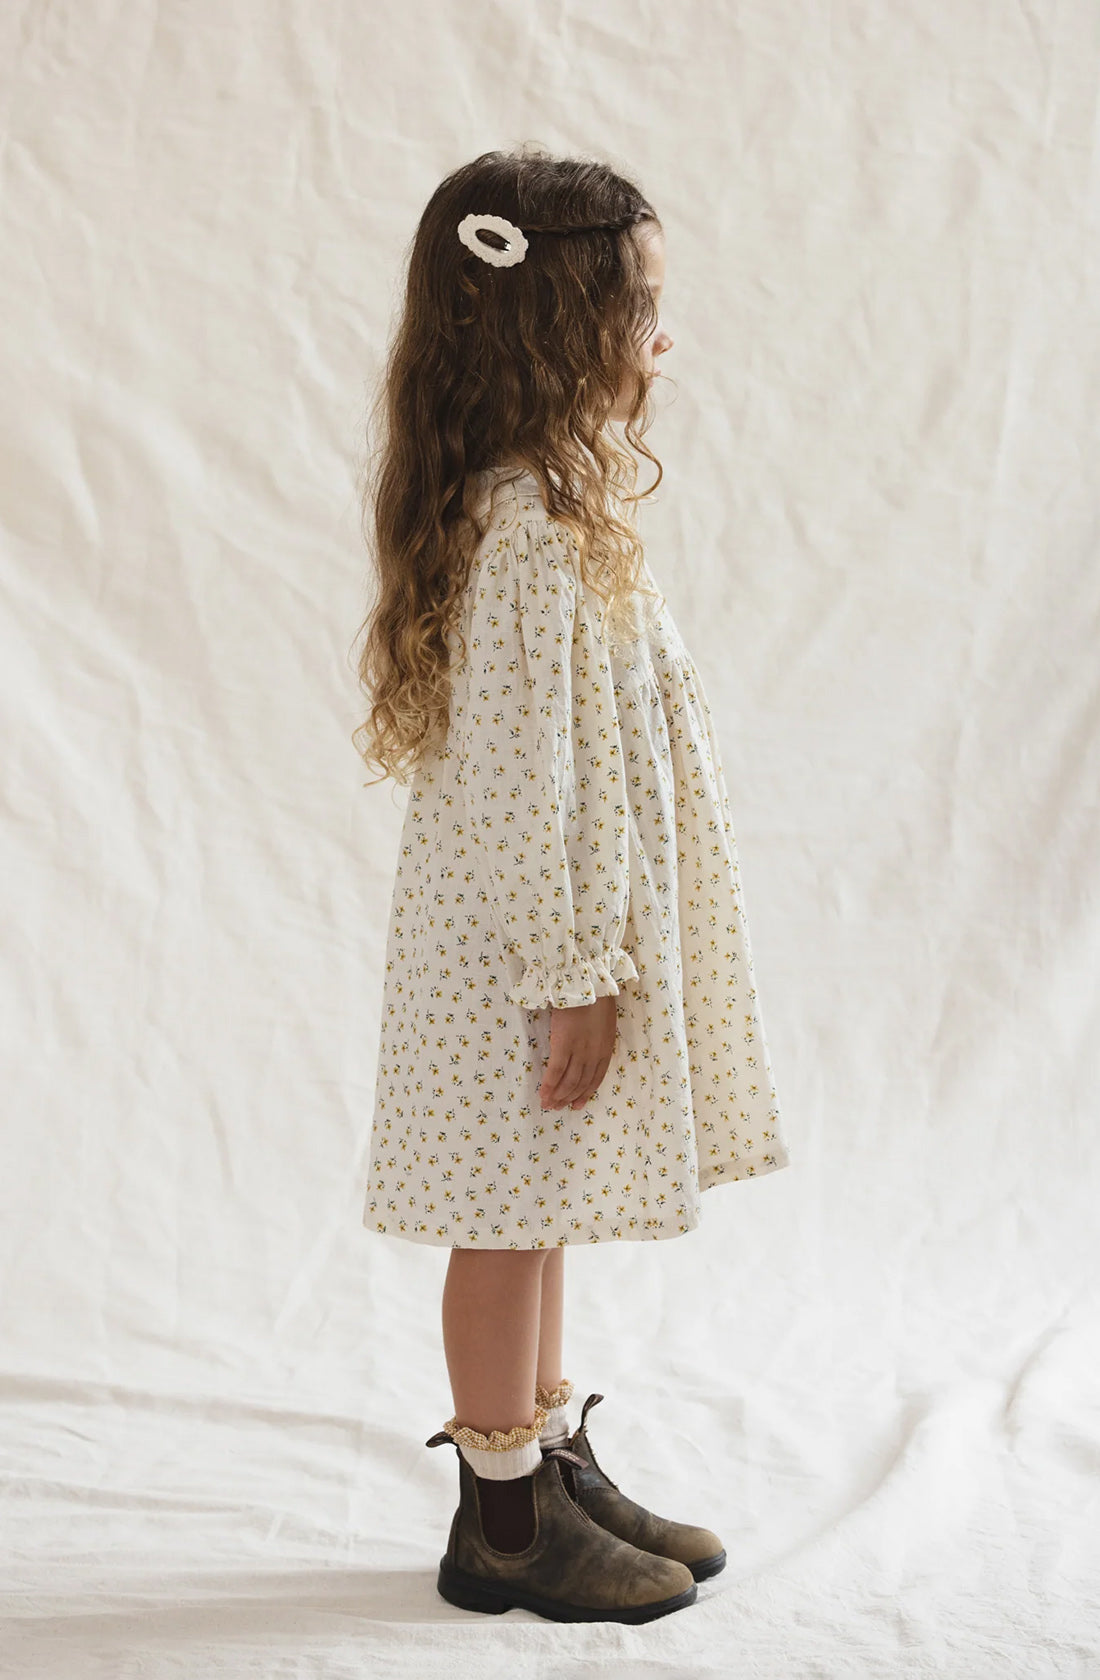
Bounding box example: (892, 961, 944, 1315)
(456, 515, 639, 1010)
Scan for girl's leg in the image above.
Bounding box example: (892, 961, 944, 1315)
(441, 1248, 551, 1551)
(535, 1246, 564, 1395)
(441, 1248, 550, 1434)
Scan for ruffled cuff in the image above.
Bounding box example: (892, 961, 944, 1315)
(506, 945, 639, 1009)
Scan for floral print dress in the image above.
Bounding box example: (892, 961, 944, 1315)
(361, 468, 790, 1248)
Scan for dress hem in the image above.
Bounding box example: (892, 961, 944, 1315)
(361, 1151, 791, 1250)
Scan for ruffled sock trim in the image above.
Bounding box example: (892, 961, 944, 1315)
(535, 1376, 574, 1445)
(443, 1406, 549, 1480)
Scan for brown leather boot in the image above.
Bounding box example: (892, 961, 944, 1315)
(425, 1432, 698, 1622)
(547, 1393, 727, 1582)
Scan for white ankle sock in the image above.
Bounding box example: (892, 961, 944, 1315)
(535, 1377, 574, 1449)
(443, 1408, 547, 1480)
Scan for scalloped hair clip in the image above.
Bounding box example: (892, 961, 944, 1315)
(457, 212, 529, 268)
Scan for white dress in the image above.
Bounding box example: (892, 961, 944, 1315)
(361, 468, 790, 1248)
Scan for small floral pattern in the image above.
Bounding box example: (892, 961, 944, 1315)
(361, 470, 790, 1249)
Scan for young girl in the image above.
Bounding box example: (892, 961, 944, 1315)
(353, 146, 791, 1624)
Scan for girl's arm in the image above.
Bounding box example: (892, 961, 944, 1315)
(458, 517, 639, 1011)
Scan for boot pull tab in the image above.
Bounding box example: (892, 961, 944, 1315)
(425, 1430, 457, 1449)
(579, 1392, 604, 1432)
(543, 1445, 589, 1469)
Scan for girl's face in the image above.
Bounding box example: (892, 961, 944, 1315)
(609, 223, 673, 422)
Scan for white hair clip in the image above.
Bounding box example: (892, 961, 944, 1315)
(457, 212, 529, 268)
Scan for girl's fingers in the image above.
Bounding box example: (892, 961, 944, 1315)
(540, 1052, 580, 1108)
(547, 1058, 602, 1109)
(543, 1056, 597, 1109)
(568, 1059, 604, 1107)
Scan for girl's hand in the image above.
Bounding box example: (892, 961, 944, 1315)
(538, 995, 618, 1110)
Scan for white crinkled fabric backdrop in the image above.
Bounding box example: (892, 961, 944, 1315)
(1, 2, 1098, 1676)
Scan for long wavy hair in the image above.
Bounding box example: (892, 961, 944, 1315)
(351, 145, 667, 788)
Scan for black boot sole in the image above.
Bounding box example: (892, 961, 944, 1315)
(436, 1556, 698, 1623)
(689, 1549, 727, 1581)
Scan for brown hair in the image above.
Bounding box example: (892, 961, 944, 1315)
(351, 145, 666, 788)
